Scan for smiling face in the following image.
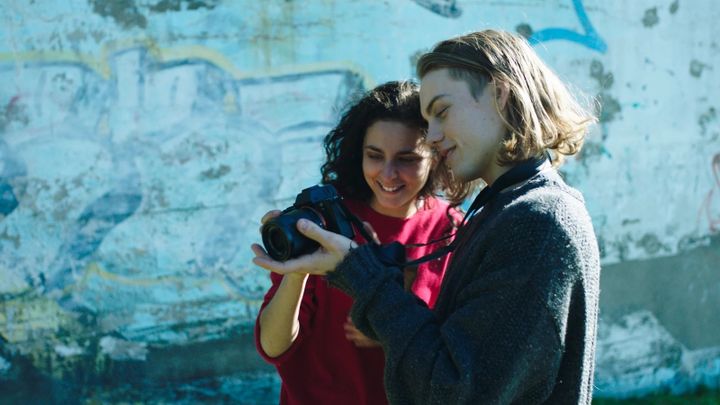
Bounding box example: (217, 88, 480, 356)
(420, 68, 509, 185)
(362, 120, 433, 218)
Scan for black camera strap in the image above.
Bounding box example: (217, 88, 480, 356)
(347, 155, 551, 268)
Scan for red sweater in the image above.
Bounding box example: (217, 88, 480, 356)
(255, 197, 461, 405)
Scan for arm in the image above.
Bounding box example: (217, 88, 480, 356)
(257, 272, 310, 358)
(328, 205, 581, 404)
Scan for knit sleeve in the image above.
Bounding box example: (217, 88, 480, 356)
(329, 196, 588, 404)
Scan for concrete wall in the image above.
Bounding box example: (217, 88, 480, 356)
(0, 0, 718, 402)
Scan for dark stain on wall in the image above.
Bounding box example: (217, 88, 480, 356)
(89, 0, 148, 29)
(200, 164, 231, 180)
(635, 233, 671, 255)
(589, 60, 621, 125)
(597, 91, 621, 124)
(690, 59, 708, 78)
(0, 227, 20, 249)
(515, 23, 533, 39)
(0, 96, 30, 132)
(642, 7, 659, 28)
(411, 0, 462, 18)
(149, 0, 219, 13)
(600, 233, 720, 349)
(590, 60, 614, 89)
(0, 182, 19, 218)
(698, 107, 717, 136)
(669, 0, 680, 14)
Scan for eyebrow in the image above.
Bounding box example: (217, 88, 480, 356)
(364, 145, 422, 155)
(424, 94, 448, 116)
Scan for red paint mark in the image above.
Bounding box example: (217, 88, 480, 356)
(700, 153, 720, 233)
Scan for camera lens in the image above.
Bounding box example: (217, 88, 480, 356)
(261, 207, 325, 261)
(266, 226, 290, 260)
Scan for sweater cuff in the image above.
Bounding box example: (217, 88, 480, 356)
(326, 244, 401, 299)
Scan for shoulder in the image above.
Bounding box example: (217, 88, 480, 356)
(503, 171, 591, 228)
(484, 171, 598, 259)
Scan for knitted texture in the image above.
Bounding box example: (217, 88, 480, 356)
(327, 169, 601, 405)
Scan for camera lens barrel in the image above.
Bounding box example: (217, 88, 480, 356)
(261, 207, 325, 261)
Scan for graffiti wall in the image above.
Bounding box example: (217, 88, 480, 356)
(0, 0, 718, 402)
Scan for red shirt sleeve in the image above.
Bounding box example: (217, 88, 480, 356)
(254, 272, 318, 365)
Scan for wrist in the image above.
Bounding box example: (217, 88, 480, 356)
(284, 272, 309, 282)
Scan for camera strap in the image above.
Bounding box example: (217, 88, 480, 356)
(361, 154, 551, 268)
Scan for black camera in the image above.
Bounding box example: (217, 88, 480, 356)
(261, 184, 355, 261)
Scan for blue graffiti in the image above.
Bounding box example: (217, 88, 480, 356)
(0, 182, 18, 217)
(528, 0, 607, 53)
(0, 179, 18, 217)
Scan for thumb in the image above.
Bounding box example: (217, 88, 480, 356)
(296, 219, 333, 243)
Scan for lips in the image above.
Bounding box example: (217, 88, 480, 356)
(377, 181, 404, 193)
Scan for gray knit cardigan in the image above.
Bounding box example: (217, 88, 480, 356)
(327, 169, 601, 404)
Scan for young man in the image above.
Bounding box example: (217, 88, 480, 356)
(252, 30, 601, 404)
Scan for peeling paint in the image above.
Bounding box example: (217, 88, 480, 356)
(642, 7, 659, 28)
(54, 343, 85, 357)
(99, 336, 148, 361)
(595, 311, 720, 397)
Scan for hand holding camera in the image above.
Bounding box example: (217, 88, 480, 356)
(251, 185, 361, 276)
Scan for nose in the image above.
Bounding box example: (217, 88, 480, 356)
(381, 161, 398, 179)
(426, 121, 443, 144)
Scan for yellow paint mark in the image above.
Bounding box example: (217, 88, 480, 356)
(0, 296, 69, 344)
(0, 40, 375, 89)
(78, 262, 263, 304)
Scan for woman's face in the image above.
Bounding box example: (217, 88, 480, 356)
(362, 120, 433, 218)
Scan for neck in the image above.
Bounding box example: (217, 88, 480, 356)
(369, 198, 422, 218)
(483, 163, 514, 187)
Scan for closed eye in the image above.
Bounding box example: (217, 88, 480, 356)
(398, 156, 422, 163)
(436, 106, 449, 119)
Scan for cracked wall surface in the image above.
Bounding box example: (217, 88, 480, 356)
(1, 0, 718, 402)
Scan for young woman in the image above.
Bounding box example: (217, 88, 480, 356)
(254, 81, 463, 405)
(252, 30, 602, 404)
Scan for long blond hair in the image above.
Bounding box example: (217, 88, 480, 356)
(417, 30, 597, 180)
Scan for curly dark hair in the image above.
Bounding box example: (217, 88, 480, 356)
(321, 81, 463, 206)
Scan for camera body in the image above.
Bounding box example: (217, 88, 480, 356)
(261, 184, 355, 261)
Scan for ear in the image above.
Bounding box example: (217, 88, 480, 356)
(494, 80, 510, 111)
